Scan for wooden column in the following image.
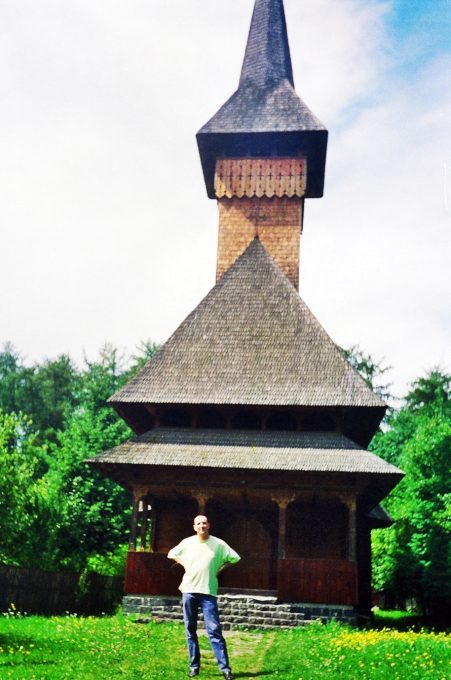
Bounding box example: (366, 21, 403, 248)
(191, 490, 210, 517)
(130, 486, 149, 551)
(140, 498, 149, 551)
(129, 495, 140, 551)
(278, 501, 288, 559)
(273, 495, 293, 559)
(348, 497, 357, 561)
(149, 498, 157, 552)
(340, 494, 357, 561)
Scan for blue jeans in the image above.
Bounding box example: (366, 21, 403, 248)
(182, 593, 231, 673)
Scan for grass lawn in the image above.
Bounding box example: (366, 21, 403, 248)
(372, 609, 425, 630)
(0, 612, 449, 679)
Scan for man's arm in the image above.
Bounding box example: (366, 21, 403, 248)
(170, 555, 186, 569)
(217, 543, 241, 574)
(167, 543, 186, 569)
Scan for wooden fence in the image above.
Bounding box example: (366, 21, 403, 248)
(0, 563, 123, 616)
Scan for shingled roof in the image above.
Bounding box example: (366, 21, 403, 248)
(110, 238, 385, 411)
(197, 0, 328, 198)
(199, 0, 324, 133)
(240, 0, 294, 89)
(88, 427, 403, 505)
(198, 81, 325, 136)
(90, 428, 400, 476)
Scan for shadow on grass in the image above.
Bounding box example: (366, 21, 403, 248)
(370, 610, 449, 632)
(0, 633, 39, 648)
(233, 673, 275, 678)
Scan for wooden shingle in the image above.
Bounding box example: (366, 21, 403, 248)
(110, 239, 385, 411)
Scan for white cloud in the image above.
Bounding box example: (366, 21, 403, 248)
(0, 0, 449, 399)
(302, 49, 451, 396)
(286, 0, 391, 121)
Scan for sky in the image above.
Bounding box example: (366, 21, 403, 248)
(1, 0, 450, 400)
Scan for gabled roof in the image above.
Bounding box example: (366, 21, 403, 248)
(110, 239, 385, 411)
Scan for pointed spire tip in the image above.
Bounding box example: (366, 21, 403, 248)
(240, 0, 294, 89)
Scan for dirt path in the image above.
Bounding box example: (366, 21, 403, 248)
(198, 629, 275, 678)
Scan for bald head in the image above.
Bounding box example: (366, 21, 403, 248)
(193, 515, 210, 541)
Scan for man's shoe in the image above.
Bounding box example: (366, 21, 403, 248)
(223, 673, 234, 680)
(188, 670, 199, 678)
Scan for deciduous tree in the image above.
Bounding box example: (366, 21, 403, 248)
(371, 370, 451, 620)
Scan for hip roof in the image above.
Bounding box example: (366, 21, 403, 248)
(110, 239, 386, 411)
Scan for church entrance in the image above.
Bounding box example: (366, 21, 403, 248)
(207, 501, 278, 591)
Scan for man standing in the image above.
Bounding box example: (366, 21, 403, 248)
(168, 515, 240, 679)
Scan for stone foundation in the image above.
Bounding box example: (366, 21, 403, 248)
(123, 594, 356, 629)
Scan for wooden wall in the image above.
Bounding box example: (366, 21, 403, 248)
(278, 558, 358, 605)
(217, 196, 302, 288)
(286, 499, 348, 559)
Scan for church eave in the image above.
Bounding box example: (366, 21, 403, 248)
(87, 428, 404, 506)
(197, 129, 327, 199)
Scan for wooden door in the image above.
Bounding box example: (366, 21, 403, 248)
(219, 516, 275, 590)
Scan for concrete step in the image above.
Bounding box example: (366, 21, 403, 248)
(123, 594, 356, 628)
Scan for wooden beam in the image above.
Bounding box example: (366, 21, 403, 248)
(149, 497, 157, 552)
(348, 497, 357, 561)
(140, 498, 149, 551)
(337, 492, 357, 561)
(190, 489, 211, 516)
(129, 495, 140, 551)
(272, 493, 294, 560)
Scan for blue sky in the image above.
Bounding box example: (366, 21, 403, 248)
(386, 0, 451, 77)
(389, 0, 451, 50)
(0, 0, 449, 399)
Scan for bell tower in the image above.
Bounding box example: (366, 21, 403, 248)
(90, 0, 404, 623)
(197, 0, 328, 289)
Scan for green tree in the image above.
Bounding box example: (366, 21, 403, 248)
(341, 344, 393, 402)
(0, 343, 80, 447)
(29, 355, 80, 445)
(126, 340, 159, 377)
(0, 341, 157, 572)
(0, 410, 45, 565)
(44, 345, 132, 571)
(405, 369, 450, 413)
(371, 370, 451, 620)
(0, 343, 28, 414)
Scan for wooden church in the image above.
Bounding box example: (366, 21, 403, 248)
(89, 0, 403, 619)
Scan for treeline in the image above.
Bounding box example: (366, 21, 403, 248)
(370, 369, 450, 620)
(0, 341, 157, 575)
(0, 343, 449, 619)
(343, 347, 450, 619)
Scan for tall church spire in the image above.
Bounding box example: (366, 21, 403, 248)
(197, 0, 328, 289)
(239, 0, 294, 88)
(197, 0, 327, 200)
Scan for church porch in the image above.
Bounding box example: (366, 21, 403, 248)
(123, 485, 360, 608)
